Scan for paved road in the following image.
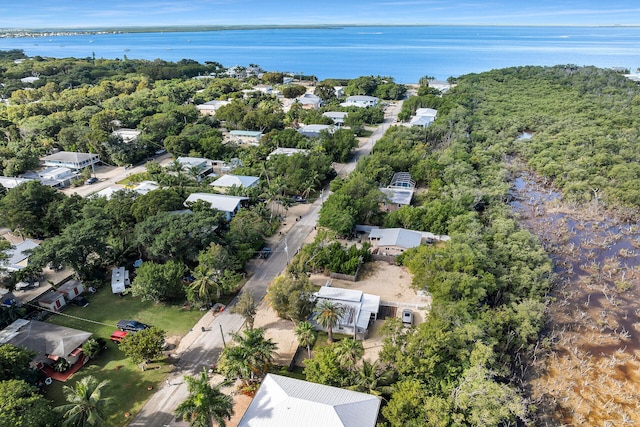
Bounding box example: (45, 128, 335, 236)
(129, 99, 403, 426)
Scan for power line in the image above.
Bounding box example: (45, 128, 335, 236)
(25, 302, 115, 328)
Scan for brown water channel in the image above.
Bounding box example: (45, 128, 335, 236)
(510, 169, 640, 424)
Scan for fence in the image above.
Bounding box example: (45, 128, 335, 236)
(329, 262, 363, 282)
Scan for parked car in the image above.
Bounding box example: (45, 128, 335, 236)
(15, 280, 39, 291)
(72, 296, 89, 307)
(85, 177, 98, 185)
(117, 320, 149, 332)
(258, 247, 271, 259)
(155, 148, 167, 155)
(402, 309, 413, 327)
(110, 330, 128, 343)
(291, 195, 307, 203)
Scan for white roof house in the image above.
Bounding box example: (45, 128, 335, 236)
(211, 175, 259, 189)
(322, 111, 348, 125)
(228, 130, 263, 145)
(173, 157, 213, 175)
(111, 267, 130, 294)
(314, 286, 380, 339)
(0, 176, 33, 189)
(112, 128, 141, 142)
(340, 95, 379, 108)
(410, 108, 437, 128)
(41, 151, 100, 170)
(196, 100, 230, 116)
(239, 374, 381, 427)
(379, 187, 414, 211)
(1, 239, 40, 272)
(184, 193, 248, 220)
(415, 108, 438, 118)
(267, 147, 310, 160)
(295, 93, 323, 109)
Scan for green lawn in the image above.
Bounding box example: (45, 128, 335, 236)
(45, 289, 204, 426)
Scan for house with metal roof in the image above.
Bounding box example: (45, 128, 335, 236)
(298, 124, 334, 138)
(313, 285, 380, 339)
(340, 95, 379, 108)
(228, 130, 263, 145)
(184, 193, 249, 221)
(1, 239, 40, 272)
(267, 147, 310, 160)
(41, 151, 100, 171)
(239, 374, 381, 427)
(210, 175, 259, 192)
(196, 100, 230, 116)
(379, 187, 414, 212)
(368, 228, 422, 256)
(295, 93, 323, 109)
(322, 111, 348, 126)
(0, 176, 33, 189)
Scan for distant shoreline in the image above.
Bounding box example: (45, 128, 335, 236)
(2, 23, 640, 38)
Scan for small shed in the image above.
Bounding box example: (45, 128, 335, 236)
(57, 280, 84, 301)
(37, 291, 66, 312)
(111, 267, 130, 294)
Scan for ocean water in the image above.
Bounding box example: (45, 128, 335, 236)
(2, 26, 640, 83)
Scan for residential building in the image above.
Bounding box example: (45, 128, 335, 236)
(267, 147, 310, 160)
(409, 108, 437, 128)
(36, 167, 78, 188)
(313, 285, 380, 339)
(0, 176, 33, 189)
(173, 157, 213, 176)
(368, 228, 423, 256)
(239, 374, 381, 427)
(196, 100, 230, 116)
(322, 111, 348, 126)
(210, 175, 259, 192)
(379, 187, 414, 212)
(112, 128, 141, 142)
(340, 95, 379, 108)
(41, 151, 100, 171)
(0, 319, 92, 376)
(298, 124, 334, 138)
(228, 130, 263, 145)
(295, 93, 323, 109)
(1, 239, 39, 272)
(184, 193, 248, 221)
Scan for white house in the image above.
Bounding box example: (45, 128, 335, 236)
(228, 130, 263, 145)
(379, 187, 414, 212)
(0, 176, 33, 189)
(36, 167, 77, 188)
(112, 128, 141, 142)
(196, 100, 230, 116)
(322, 111, 348, 126)
(184, 193, 248, 221)
(340, 95, 379, 108)
(111, 267, 130, 294)
(295, 93, 323, 109)
(210, 175, 259, 191)
(41, 151, 100, 171)
(267, 147, 310, 160)
(313, 285, 380, 339)
(36, 291, 66, 312)
(409, 108, 437, 128)
(239, 374, 381, 427)
(173, 157, 213, 176)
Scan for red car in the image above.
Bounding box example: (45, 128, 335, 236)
(110, 330, 128, 343)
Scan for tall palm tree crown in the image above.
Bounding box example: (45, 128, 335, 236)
(55, 375, 112, 427)
(175, 369, 234, 427)
(313, 300, 346, 343)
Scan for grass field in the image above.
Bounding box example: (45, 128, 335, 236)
(44, 288, 204, 426)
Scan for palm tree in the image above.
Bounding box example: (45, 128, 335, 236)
(230, 291, 257, 330)
(55, 376, 112, 427)
(313, 300, 345, 343)
(347, 360, 396, 397)
(175, 369, 234, 427)
(334, 337, 364, 370)
(190, 265, 221, 304)
(218, 328, 277, 385)
(294, 321, 317, 358)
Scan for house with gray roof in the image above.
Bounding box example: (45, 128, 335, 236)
(1, 239, 40, 272)
(298, 124, 334, 138)
(295, 93, 323, 109)
(313, 285, 380, 339)
(239, 374, 381, 427)
(322, 111, 348, 126)
(340, 95, 379, 108)
(41, 151, 100, 171)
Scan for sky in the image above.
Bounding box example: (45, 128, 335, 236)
(3, 1, 640, 29)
